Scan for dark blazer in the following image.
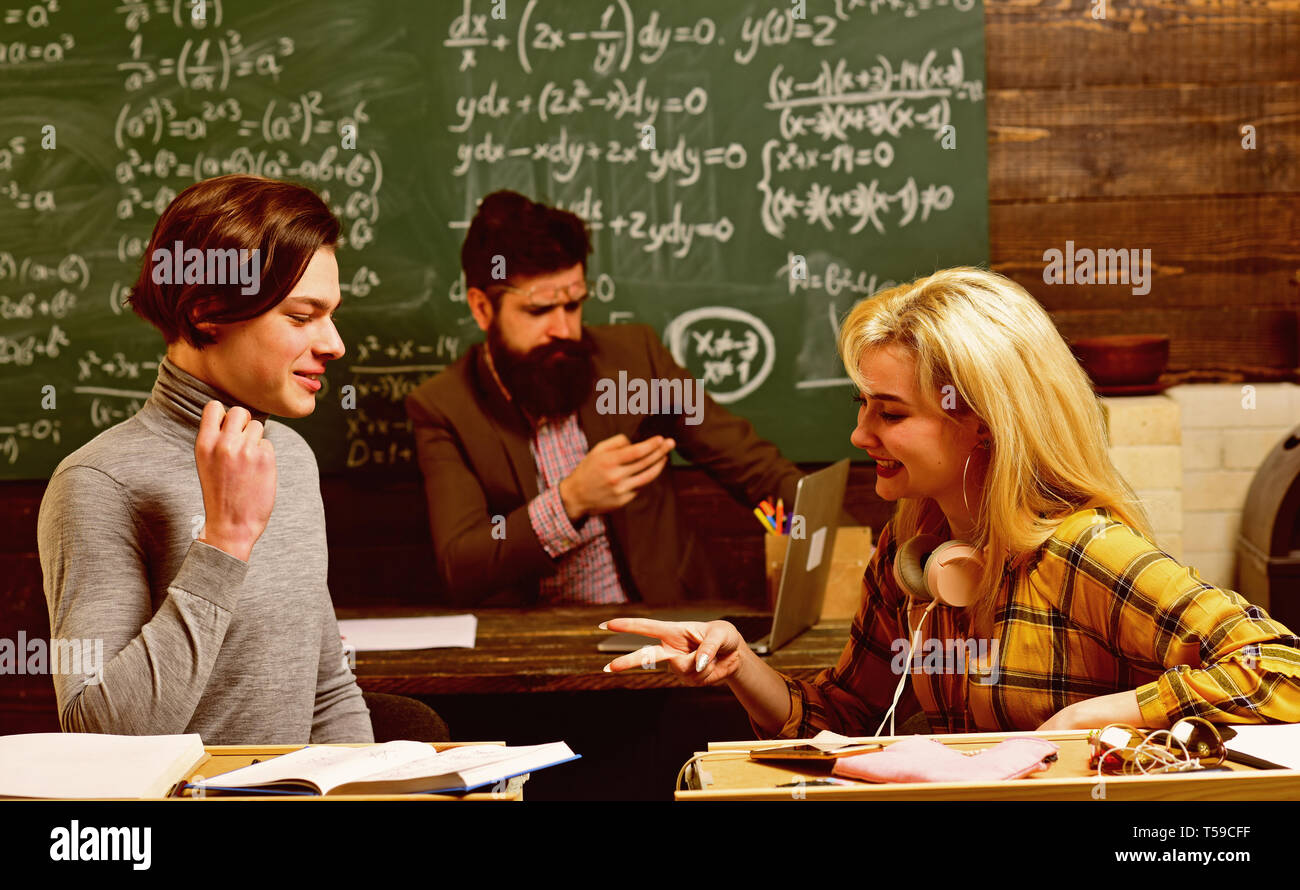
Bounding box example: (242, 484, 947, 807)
(405, 324, 801, 607)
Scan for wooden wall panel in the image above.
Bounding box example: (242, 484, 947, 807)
(990, 196, 1300, 308)
(988, 84, 1300, 199)
(984, 0, 1299, 379)
(985, 0, 1300, 87)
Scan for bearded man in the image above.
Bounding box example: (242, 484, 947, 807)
(406, 191, 800, 607)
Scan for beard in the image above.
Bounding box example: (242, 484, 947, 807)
(488, 325, 596, 421)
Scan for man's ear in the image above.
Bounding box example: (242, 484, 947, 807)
(195, 320, 219, 343)
(466, 287, 494, 333)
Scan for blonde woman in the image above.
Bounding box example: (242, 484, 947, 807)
(602, 268, 1300, 736)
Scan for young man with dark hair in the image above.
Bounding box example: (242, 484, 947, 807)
(406, 190, 802, 607)
(38, 174, 373, 744)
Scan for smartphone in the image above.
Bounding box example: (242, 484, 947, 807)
(636, 407, 680, 442)
(749, 743, 884, 763)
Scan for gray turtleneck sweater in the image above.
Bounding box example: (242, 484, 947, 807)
(37, 357, 373, 745)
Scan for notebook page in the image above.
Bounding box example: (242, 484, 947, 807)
(200, 741, 435, 792)
(0, 733, 204, 799)
(361, 743, 532, 782)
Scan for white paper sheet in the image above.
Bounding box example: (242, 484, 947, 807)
(1225, 724, 1300, 769)
(337, 614, 477, 651)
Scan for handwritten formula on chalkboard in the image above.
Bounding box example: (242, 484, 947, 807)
(0, 0, 987, 478)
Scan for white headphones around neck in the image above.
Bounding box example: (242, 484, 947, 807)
(877, 535, 988, 737)
(892, 534, 986, 608)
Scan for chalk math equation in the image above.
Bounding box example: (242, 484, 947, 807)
(436, 0, 986, 437)
(0, 0, 987, 474)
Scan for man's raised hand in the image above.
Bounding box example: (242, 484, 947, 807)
(194, 401, 276, 562)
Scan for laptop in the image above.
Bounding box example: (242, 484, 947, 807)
(597, 459, 851, 656)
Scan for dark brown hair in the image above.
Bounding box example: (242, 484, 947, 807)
(460, 190, 591, 304)
(129, 174, 339, 346)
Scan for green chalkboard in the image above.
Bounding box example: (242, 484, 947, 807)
(0, 0, 988, 479)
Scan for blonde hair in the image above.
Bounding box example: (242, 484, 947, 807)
(837, 267, 1153, 615)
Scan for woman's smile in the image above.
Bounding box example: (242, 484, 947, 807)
(875, 458, 904, 477)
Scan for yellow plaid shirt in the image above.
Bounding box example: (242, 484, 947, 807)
(767, 508, 1300, 737)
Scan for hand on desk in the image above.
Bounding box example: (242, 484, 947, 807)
(601, 618, 746, 684)
(559, 434, 675, 520)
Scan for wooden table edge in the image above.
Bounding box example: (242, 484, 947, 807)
(676, 731, 1300, 801)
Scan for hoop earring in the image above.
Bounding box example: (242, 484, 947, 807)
(962, 439, 990, 525)
(962, 450, 974, 520)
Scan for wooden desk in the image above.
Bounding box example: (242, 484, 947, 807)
(338, 604, 848, 800)
(676, 731, 1300, 801)
(342, 604, 849, 695)
(174, 742, 522, 801)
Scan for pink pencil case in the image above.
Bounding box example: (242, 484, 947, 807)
(831, 736, 1059, 784)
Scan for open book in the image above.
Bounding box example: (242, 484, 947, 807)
(190, 741, 578, 796)
(0, 733, 208, 799)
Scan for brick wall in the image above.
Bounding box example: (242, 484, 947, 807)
(1104, 385, 1300, 590)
